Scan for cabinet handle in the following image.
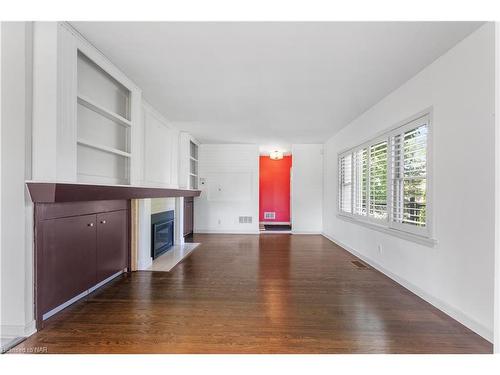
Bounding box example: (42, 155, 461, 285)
(100, 220, 106, 224)
(88, 223, 94, 227)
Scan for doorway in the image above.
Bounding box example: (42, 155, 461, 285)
(259, 155, 292, 233)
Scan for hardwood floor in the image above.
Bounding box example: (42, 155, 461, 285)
(11, 234, 492, 354)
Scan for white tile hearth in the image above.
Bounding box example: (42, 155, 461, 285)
(147, 242, 200, 272)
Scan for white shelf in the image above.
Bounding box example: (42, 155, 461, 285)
(190, 156, 198, 162)
(77, 94, 132, 128)
(77, 138, 131, 158)
(189, 173, 198, 177)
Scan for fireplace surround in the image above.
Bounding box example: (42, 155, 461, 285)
(151, 210, 175, 259)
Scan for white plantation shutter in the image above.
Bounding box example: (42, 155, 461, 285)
(339, 153, 352, 213)
(390, 117, 428, 233)
(337, 112, 432, 240)
(353, 148, 368, 216)
(368, 141, 388, 219)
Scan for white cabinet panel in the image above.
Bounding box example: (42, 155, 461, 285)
(142, 102, 179, 187)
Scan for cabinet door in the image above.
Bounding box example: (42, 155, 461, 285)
(41, 214, 97, 314)
(96, 210, 127, 282)
(184, 199, 193, 236)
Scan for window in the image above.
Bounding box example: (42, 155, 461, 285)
(339, 153, 352, 213)
(353, 148, 367, 216)
(369, 141, 388, 219)
(338, 113, 431, 239)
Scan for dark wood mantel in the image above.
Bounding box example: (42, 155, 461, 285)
(26, 181, 201, 203)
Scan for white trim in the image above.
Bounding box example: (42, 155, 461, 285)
(0, 320, 36, 338)
(261, 231, 292, 234)
(337, 213, 437, 246)
(495, 20, 500, 355)
(291, 230, 322, 235)
(260, 221, 291, 225)
(321, 232, 492, 342)
(194, 230, 260, 235)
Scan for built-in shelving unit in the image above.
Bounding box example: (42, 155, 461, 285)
(76, 51, 132, 185)
(189, 141, 199, 189)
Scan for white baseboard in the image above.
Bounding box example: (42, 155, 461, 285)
(1, 319, 36, 337)
(260, 221, 291, 225)
(321, 232, 493, 343)
(292, 230, 322, 235)
(195, 229, 260, 235)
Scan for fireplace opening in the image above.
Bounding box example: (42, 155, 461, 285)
(151, 210, 174, 259)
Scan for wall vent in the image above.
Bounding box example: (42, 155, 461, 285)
(264, 212, 276, 220)
(351, 260, 369, 269)
(239, 216, 253, 224)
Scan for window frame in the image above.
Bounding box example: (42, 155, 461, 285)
(337, 109, 434, 243)
(338, 153, 353, 214)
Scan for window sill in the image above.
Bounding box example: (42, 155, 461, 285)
(336, 214, 437, 247)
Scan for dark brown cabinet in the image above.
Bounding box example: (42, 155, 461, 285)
(96, 211, 128, 282)
(184, 197, 194, 236)
(41, 214, 97, 314)
(36, 200, 129, 326)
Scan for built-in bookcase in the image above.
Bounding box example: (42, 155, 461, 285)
(76, 51, 132, 185)
(189, 141, 199, 189)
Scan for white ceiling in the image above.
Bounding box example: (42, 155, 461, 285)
(71, 22, 483, 148)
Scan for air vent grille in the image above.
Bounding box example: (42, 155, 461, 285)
(264, 212, 276, 220)
(239, 216, 253, 224)
(351, 260, 369, 269)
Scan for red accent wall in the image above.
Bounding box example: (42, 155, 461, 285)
(259, 155, 292, 222)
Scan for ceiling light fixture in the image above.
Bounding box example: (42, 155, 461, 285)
(270, 150, 283, 160)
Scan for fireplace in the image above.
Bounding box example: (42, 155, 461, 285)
(151, 210, 175, 259)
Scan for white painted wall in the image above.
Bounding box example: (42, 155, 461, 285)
(0, 22, 35, 337)
(323, 23, 495, 341)
(291, 144, 323, 233)
(195, 144, 259, 233)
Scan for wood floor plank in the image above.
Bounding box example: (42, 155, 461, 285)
(10, 234, 492, 354)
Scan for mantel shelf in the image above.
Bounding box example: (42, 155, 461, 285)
(26, 182, 201, 203)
